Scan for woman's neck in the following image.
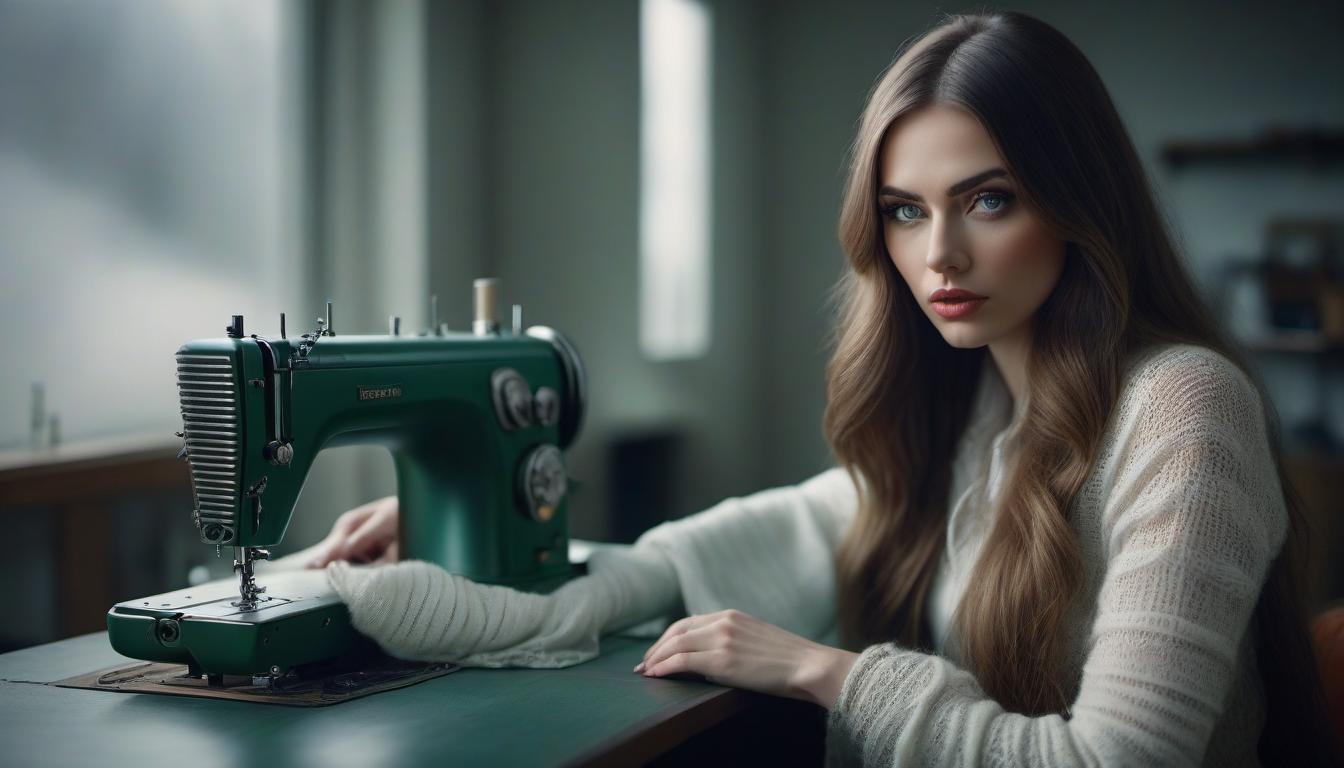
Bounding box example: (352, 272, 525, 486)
(987, 322, 1032, 413)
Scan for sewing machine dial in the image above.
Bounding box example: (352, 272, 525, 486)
(533, 387, 560, 427)
(490, 368, 534, 429)
(518, 444, 567, 522)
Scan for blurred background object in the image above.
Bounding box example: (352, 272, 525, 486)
(1, 0, 1341, 651)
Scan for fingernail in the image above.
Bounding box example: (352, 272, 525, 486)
(633, 662, 644, 673)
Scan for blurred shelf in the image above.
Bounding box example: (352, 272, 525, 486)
(1240, 332, 1344, 355)
(1161, 127, 1344, 170)
(0, 432, 190, 640)
(0, 432, 185, 507)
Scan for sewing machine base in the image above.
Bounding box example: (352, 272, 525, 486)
(51, 649, 460, 707)
(107, 564, 586, 678)
(107, 578, 361, 678)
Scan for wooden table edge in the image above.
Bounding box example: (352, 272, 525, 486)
(560, 685, 764, 767)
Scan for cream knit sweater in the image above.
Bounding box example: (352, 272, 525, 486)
(293, 342, 1286, 767)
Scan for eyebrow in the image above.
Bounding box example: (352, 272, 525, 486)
(877, 168, 1009, 202)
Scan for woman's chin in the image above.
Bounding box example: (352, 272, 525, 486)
(935, 326, 990, 349)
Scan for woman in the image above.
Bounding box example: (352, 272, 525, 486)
(296, 10, 1334, 766)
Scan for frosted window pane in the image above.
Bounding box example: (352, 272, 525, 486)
(639, 0, 712, 360)
(0, 0, 293, 447)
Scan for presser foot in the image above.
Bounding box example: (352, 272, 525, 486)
(230, 545, 273, 610)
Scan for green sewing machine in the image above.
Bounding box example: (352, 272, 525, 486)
(106, 278, 586, 684)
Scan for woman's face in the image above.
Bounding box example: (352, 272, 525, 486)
(877, 103, 1065, 350)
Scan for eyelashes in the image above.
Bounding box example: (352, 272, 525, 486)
(879, 189, 1016, 224)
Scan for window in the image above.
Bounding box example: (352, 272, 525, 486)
(639, 0, 712, 360)
(0, 0, 297, 446)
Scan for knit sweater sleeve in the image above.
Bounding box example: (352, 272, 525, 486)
(621, 465, 860, 643)
(824, 347, 1288, 768)
(321, 465, 860, 667)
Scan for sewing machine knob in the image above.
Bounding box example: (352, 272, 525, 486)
(533, 387, 560, 427)
(491, 368, 534, 429)
(265, 440, 294, 466)
(518, 444, 567, 522)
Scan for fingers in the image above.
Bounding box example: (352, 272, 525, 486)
(340, 505, 396, 563)
(639, 624, 723, 679)
(635, 615, 697, 671)
(645, 651, 717, 681)
(372, 539, 399, 565)
(637, 609, 756, 679)
(307, 535, 343, 569)
(636, 612, 725, 672)
(307, 502, 378, 568)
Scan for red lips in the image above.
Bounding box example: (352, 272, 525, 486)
(929, 288, 987, 303)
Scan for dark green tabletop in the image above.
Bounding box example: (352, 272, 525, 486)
(0, 630, 808, 767)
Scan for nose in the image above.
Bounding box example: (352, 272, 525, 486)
(925, 213, 970, 274)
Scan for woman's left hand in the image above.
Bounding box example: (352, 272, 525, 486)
(633, 609, 859, 709)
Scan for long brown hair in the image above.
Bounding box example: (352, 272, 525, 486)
(823, 10, 1334, 764)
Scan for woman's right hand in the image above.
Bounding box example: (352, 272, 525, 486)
(306, 495, 399, 568)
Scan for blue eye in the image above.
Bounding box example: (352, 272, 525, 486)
(892, 203, 921, 222)
(878, 202, 923, 222)
(977, 192, 1007, 212)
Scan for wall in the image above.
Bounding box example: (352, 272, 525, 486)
(483, 0, 768, 539)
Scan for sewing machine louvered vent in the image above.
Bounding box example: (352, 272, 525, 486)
(176, 353, 240, 544)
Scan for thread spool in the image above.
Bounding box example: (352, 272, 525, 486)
(473, 278, 500, 336)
